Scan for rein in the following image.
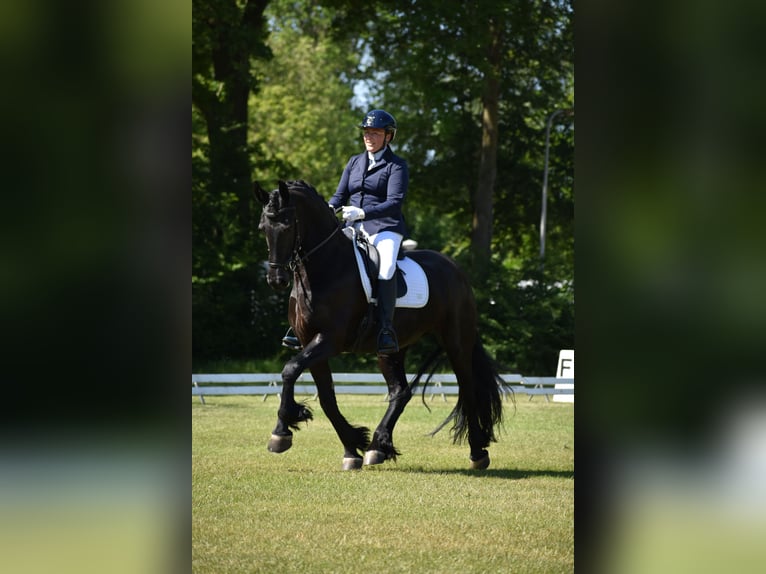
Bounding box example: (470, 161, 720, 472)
(297, 220, 342, 263)
(267, 212, 342, 272)
(269, 210, 342, 314)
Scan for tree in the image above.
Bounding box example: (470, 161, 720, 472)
(193, 0, 274, 361)
(352, 0, 573, 274)
(193, 0, 269, 239)
(473, 7, 504, 277)
(249, 0, 362, 195)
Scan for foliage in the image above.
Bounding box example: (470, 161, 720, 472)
(192, 266, 288, 360)
(193, 0, 273, 360)
(353, 0, 574, 272)
(475, 257, 574, 374)
(192, 0, 574, 376)
(250, 0, 363, 195)
(193, 395, 574, 573)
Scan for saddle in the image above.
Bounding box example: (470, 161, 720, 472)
(346, 228, 407, 298)
(342, 227, 428, 308)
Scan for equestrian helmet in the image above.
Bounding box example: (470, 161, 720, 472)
(358, 109, 397, 141)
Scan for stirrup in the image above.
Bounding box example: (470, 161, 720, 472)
(281, 328, 302, 351)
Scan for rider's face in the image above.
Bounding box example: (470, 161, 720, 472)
(362, 128, 387, 153)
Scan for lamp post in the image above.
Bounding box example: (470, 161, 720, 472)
(540, 108, 573, 262)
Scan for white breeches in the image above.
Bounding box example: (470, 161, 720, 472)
(357, 226, 403, 280)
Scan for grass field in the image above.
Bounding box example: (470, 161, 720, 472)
(192, 393, 573, 573)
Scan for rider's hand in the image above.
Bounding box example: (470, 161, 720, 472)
(342, 206, 365, 222)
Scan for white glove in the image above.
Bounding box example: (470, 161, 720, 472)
(342, 206, 365, 222)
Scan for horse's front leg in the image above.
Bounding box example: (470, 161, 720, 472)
(310, 361, 370, 470)
(364, 350, 412, 466)
(266, 343, 318, 454)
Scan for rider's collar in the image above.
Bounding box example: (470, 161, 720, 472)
(368, 146, 387, 163)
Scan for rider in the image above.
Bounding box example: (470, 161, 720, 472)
(329, 109, 409, 355)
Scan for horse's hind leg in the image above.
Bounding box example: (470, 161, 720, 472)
(444, 337, 493, 470)
(310, 361, 371, 470)
(364, 350, 412, 466)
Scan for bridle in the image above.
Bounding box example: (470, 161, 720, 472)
(266, 206, 342, 273)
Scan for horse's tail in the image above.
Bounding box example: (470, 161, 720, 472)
(430, 339, 514, 444)
(408, 346, 446, 413)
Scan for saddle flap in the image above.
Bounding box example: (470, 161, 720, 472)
(348, 230, 406, 298)
(343, 227, 428, 308)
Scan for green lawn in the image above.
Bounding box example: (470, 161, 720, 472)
(192, 393, 573, 573)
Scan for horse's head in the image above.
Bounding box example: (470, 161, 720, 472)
(254, 180, 297, 291)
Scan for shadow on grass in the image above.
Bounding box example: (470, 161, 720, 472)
(455, 468, 573, 480)
(377, 466, 573, 480)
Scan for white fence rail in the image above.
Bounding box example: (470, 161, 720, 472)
(192, 373, 574, 405)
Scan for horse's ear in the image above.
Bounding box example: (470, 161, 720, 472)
(278, 180, 290, 206)
(253, 181, 269, 205)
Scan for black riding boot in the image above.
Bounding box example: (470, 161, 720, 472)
(376, 278, 399, 354)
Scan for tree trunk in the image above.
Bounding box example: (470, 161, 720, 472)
(192, 0, 270, 242)
(472, 16, 502, 278)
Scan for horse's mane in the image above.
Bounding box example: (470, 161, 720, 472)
(284, 179, 321, 201)
(264, 179, 321, 214)
(276, 179, 338, 227)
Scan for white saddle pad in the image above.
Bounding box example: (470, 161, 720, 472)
(346, 228, 429, 308)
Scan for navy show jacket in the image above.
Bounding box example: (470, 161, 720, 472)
(329, 146, 408, 236)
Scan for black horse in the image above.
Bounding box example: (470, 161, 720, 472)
(254, 179, 510, 470)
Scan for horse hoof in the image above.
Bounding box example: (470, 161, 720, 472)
(267, 434, 293, 453)
(342, 457, 363, 471)
(363, 450, 387, 466)
(469, 453, 490, 470)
